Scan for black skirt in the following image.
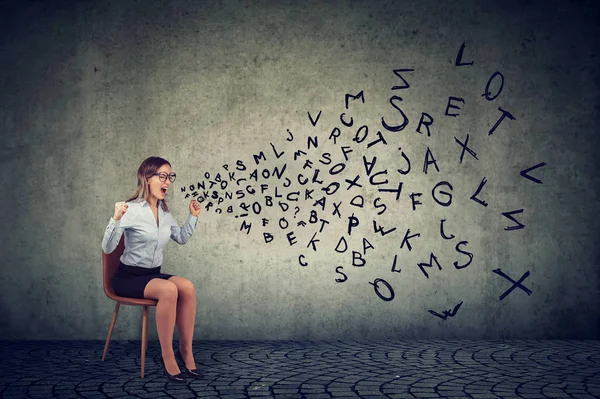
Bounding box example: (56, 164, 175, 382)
(112, 262, 173, 299)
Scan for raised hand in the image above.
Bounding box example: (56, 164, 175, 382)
(113, 201, 128, 221)
(189, 199, 201, 217)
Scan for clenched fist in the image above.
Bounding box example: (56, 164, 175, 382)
(113, 201, 128, 221)
(189, 199, 201, 217)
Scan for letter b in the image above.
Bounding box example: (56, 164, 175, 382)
(263, 232, 274, 243)
(352, 251, 366, 267)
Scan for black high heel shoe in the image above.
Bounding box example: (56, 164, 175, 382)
(161, 359, 187, 383)
(176, 350, 203, 379)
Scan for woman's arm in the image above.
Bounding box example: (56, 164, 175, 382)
(170, 214, 198, 244)
(101, 201, 129, 253)
(102, 218, 124, 253)
(170, 200, 200, 245)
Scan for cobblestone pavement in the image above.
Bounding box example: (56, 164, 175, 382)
(0, 340, 599, 398)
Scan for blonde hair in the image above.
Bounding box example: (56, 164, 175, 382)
(126, 156, 171, 212)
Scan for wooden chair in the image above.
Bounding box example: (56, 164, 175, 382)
(101, 237, 157, 378)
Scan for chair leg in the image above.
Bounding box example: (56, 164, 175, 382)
(141, 305, 149, 378)
(102, 302, 120, 361)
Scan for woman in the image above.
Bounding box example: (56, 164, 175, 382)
(102, 156, 202, 383)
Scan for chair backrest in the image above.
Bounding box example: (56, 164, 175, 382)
(102, 237, 125, 299)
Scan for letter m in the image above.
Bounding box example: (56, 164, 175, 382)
(253, 151, 266, 165)
(240, 221, 252, 235)
(345, 91, 365, 110)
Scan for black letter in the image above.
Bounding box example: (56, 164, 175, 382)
(391, 68, 414, 90)
(445, 97, 464, 117)
(340, 113, 353, 127)
(236, 160, 247, 171)
(362, 238, 374, 255)
(363, 155, 377, 176)
(378, 182, 403, 201)
(320, 152, 332, 165)
(353, 125, 368, 144)
(391, 255, 401, 273)
(345, 175, 362, 190)
(270, 142, 284, 159)
(263, 232, 273, 243)
(423, 147, 440, 174)
(367, 131, 387, 148)
(332, 201, 342, 218)
(488, 107, 516, 136)
(294, 149, 308, 160)
(440, 219, 455, 240)
(397, 147, 411, 175)
(345, 91, 365, 109)
(279, 217, 289, 230)
(502, 209, 525, 231)
(253, 151, 266, 165)
(455, 41, 474, 66)
(313, 197, 326, 211)
(455, 134, 478, 164)
(341, 146, 353, 162)
(352, 251, 366, 267)
(308, 110, 322, 127)
(382, 96, 409, 132)
(418, 253, 443, 279)
(409, 192, 422, 211)
(307, 232, 319, 251)
(369, 170, 389, 185)
(335, 236, 348, 253)
(350, 195, 364, 208)
(453, 241, 473, 269)
(329, 127, 341, 144)
(374, 197, 387, 215)
(470, 177, 489, 207)
(482, 71, 504, 101)
(432, 181, 453, 206)
(335, 266, 348, 282)
(348, 213, 359, 235)
(322, 182, 340, 195)
(299, 254, 308, 267)
(287, 231, 297, 245)
(417, 112, 434, 137)
(373, 220, 396, 237)
(329, 162, 345, 175)
(520, 162, 546, 184)
(369, 278, 395, 301)
(240, 220, 252, 235)
(400, 229, 420, 251)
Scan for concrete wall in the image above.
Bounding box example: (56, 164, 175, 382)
(1, 0, 598, 340)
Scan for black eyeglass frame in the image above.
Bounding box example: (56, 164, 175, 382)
(151, 172, 177, 183)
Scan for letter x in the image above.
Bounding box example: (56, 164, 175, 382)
(493, 268, 532, 300)
(454, 134, 478, 163)
(345, 175, 362, 190)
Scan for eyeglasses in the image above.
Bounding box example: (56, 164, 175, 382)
(152, 172, 177, 183)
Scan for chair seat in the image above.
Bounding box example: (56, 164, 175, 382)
(104, 284, 158, 306)
(111, 295, 157, 306)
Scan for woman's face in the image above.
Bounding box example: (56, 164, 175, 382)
(147, 163, 172, 202)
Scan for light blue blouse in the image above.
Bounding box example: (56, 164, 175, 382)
(102, 199, 198, 268)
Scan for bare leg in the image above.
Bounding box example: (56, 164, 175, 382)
(168, 276, 197, 369)
(143, 278, 181, 375)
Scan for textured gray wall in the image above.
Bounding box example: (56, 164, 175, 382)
(1, 0, 598, 340)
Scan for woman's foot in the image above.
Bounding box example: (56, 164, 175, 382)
(162, 355, 184, 378)
(177, 348, 196, 370)
(176, 348, 203, 379)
